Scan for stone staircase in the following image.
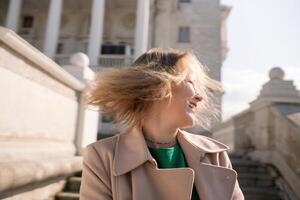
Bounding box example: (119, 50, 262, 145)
(229, 152, 284, 200)
(55, 153, 284, 200)
(55, 171, 81, 200)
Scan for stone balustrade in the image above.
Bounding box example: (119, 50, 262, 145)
(212, 67, 300, 200)
(0, 26, 98, 199)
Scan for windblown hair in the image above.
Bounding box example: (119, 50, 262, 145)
(83, 48, 224, 132)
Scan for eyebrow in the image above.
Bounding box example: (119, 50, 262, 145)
(187, 73, 196, 81)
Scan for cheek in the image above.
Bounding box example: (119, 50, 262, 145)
(172, 84, 195, 99)
(165, 98, 194, 126)
(183, 86, 195, 97)
(168, 85, 195, 113)
(163, 83, 195, 114)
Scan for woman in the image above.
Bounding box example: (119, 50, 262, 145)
(79, 48, 245, 200)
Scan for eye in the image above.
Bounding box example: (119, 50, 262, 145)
(187, 80, 194, 85)
(185, 80, 197, 91)
(184, 79, 195, 87)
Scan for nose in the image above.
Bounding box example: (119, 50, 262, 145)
(194, 93, 202, 102)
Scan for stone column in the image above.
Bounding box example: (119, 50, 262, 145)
(64, 53, 99, 155)
(43, 0, 63, 59)
(134, 0, 150, 59)
(153, 1, 171, 48)
(124, 45, 131, 65)
(5, 0, 22, 32)
(87, 0, 105, 66)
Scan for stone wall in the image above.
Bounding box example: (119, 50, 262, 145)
(212, 67, 300, 199)
(249, 103, 300, 199)
(212, 103, 300, 199)
(0, 26, 84, 199)
(211, 118, 235, 151)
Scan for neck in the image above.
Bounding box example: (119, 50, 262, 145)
(145, 137, 177, 148)
(141, 101, 179, 148)
(141, 121, 178, 148)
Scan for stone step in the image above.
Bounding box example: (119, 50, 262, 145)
(230, 158, 268, 173)
(238, 172, 274, 187)
(228, 152, 249, 159)
(241, 186, 282, 198)
(229, 154, 283, 199)
(65, 177, 81, 192)
(230, 158, 262, 166)
(55, 192, 79, 200)
(244, 194, 282, 200)
(74, 171, 82, 177)
(233, 164, 267, 173)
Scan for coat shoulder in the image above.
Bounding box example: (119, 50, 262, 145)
(180, 130, 230, 153)
(83, 134, 120, 159)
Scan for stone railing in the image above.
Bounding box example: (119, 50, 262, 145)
(0, 26, 97, 199)
(248, 103, 300, 200)
(212, 67, 300, 199)
(55, 53, 133, 67)
(98, 54, 133, 67)
(211, 117, 235, 151)
(212, 108, 254, 152)
(212, 102, 300, 199)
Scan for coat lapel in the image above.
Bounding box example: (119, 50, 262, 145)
(130, 162, 195, 200)
(112, 125, 237, 200)
(177, 130, 237, 200)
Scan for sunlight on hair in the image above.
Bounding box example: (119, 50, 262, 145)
(176, 52, 224, 129)
(83, 48, 224, 132)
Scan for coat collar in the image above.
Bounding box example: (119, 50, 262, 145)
(112, 125, 230, 176)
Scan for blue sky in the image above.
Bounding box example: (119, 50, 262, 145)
(220, 0, 300, 121)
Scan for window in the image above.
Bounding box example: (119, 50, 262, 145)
(56, 43, 63, 54)
(102, 114, 115, 123)
(178, 26, 190, 43)
(22, 16, 34, 28)
(179, 0, 191, 3)
(101, 44, 126, 55)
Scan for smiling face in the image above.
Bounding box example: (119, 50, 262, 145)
(159, 58, 203, 128)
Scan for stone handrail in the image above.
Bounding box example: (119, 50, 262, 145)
(248, 104, 300, 199)
(0, 26, 85, 198)
(212, 102, 300, 199)
(0, 26, 85, 91)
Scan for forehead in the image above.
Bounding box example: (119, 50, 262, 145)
(186, 71, 196, 80)
(179, 63, 197, 81)
(175, 54, 199, 80)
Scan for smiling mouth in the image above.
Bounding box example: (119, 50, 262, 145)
(188, 101, 197, 109)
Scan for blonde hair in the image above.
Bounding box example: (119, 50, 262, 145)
(84, 48, 224, 132)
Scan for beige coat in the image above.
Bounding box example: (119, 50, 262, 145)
(79, 125, 245, 200)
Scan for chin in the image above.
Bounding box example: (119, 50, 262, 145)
(178, 114, 195, 128)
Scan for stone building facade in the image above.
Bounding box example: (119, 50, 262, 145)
(0, 0, 231, 135)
